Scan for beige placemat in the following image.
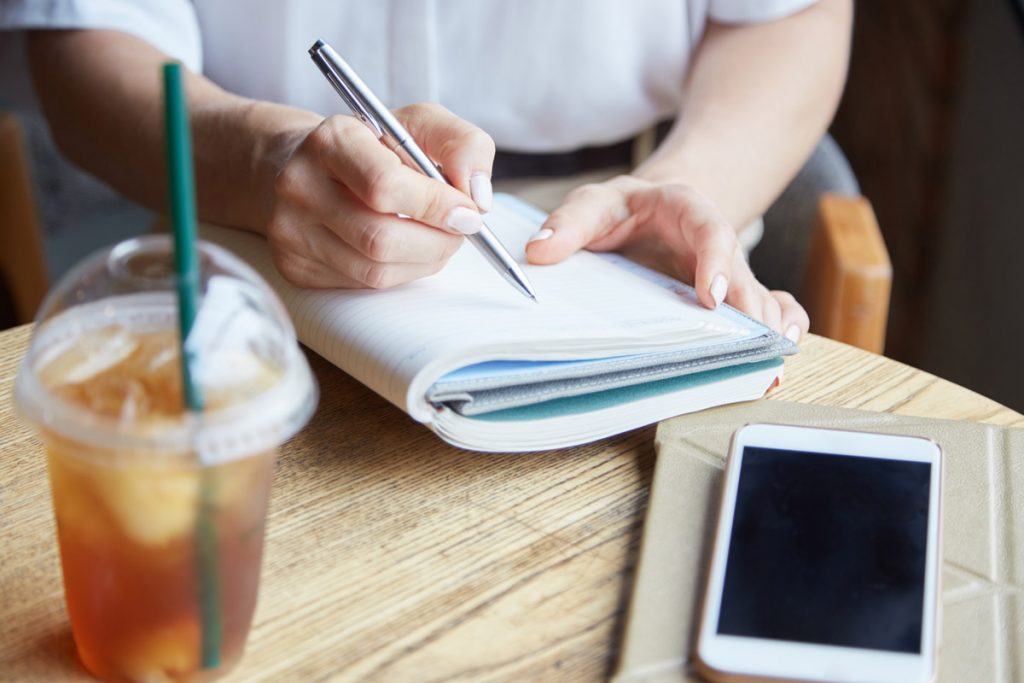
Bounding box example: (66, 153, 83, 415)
(614, 400, 1023, 683)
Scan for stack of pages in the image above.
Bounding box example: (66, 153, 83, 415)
(203, 195, 796, 451)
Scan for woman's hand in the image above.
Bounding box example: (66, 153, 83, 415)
(267, 103, 495, 289)
(525, 175, 808, 343)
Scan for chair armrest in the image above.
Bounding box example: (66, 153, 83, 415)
(0, 114, 49, 324)
(800, 194, 892, 354)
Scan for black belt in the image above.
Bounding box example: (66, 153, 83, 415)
(492, 120, 673, 181)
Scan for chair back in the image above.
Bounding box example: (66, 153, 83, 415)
(0, 113, 48, 326)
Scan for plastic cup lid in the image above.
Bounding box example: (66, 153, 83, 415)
(15, 235, 318, 463)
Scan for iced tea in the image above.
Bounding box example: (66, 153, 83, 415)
(40, 326, 282, 682)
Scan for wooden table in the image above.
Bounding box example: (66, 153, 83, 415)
(1, 325, 1021, 681)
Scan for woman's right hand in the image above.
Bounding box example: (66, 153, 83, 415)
(267, 103, 495, 289)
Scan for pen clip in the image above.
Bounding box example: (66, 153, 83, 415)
(310, 47, 385, 139)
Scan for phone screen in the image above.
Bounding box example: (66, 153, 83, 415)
(717, 446, 933, 653)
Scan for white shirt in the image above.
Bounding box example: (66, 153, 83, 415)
(1, 0, 815, 152)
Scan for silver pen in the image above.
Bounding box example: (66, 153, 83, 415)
(308, 39, 537, 301)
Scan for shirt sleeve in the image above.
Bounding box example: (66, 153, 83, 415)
(708, 0, 819, 24)
(0, 0, 202, 71)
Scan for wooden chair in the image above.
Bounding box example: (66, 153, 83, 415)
(0, 113, 49, 327)
(801, 194, 891, 354)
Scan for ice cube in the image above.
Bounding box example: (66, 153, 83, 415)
(39, 325, 138, 386)
(121, 617, 200, 683)
(46, 443, 111, 546)
(130, 332, 184, 416)
(81, 374, 151, 422)
(97, 465, 200, 547)
(201, 348, 279, 409)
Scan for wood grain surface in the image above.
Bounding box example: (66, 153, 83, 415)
(1, 324, 1020, 682)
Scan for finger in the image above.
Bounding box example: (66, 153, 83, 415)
(307, 115, 484, 235)
(727, 284, 764, 324)
(682, 221, 736, 310)
(320, 225, 451, 288)
(335, 207, 464, 266)
(270, 170, 460, 287)
(759, 287, 784, 334)
(526, 182, 631, 265)
(632, 184, 738, 309)
(272, 223, 450, 289)
(396, 103, 496, 212)
(281, 170, 464, 264)
(270, 249, 364, 289)
(272, 251, 443, 289)
(771, 290, 810, 343)
(723, 263, 766, 324)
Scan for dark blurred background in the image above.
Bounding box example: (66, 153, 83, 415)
(830, 0, 1024, 412)
(2, 1, 1023, 412)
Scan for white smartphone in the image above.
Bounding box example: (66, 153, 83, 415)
(696, 423, 943, 683)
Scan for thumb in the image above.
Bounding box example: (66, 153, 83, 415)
(525, 183, 631, 265)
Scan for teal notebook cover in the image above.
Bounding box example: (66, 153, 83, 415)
(471, 358, 782, 422)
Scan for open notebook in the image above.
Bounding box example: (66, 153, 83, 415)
(201, 195, 796, 452)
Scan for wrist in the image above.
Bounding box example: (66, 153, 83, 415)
(633, 160, 687, 186)
(193, 96, 321, 233)
(241, 100, 320, 192)
(633, 151, 749, 231)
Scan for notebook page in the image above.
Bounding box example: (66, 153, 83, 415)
(200, 196, 749, 422)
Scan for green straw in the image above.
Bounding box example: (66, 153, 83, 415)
(163, 61, 222, 669)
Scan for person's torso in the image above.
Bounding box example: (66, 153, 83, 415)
(194, 0, 705, 151)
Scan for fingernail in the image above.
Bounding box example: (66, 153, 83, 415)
(470, 173, 493, 213)
(784, 324, 801, 344)
(446, 206, 483, 235)
(709, 274, 728, 307)
(527, 228, 554, 244)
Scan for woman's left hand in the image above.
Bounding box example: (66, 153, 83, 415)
(524, 175, 808, 343)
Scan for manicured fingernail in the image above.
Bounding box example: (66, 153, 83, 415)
(527, 228, 554, 244)
(785, 324, 801, 344)
(709, 274, 728, 307)
(470, 173, 493, 213)
(446, 206, 483, 235)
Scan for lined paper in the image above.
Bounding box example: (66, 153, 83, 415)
(200, 196, 749, 421)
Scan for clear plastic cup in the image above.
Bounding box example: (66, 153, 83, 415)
(15, 235, 318, 682)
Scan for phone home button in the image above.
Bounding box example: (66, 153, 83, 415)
(820, 663, 857, 683)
